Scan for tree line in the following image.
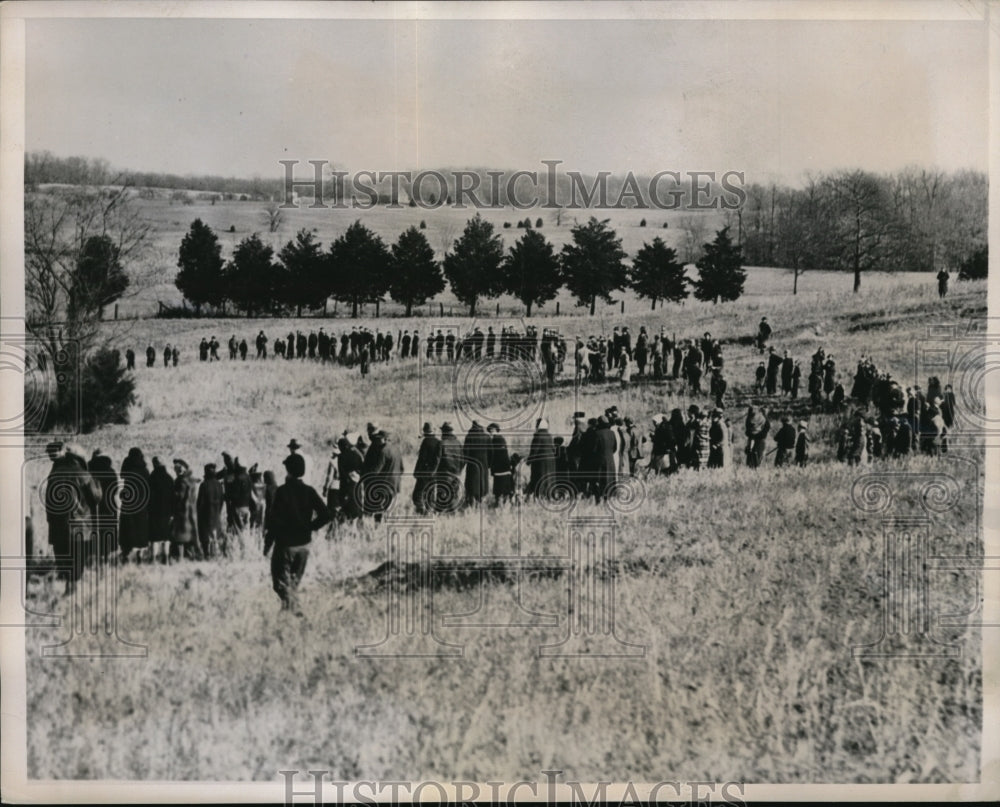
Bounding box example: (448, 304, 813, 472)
(175, 216, 748, 319)
(730, 168, 987, 292)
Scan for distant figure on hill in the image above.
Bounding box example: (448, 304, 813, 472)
(937, 268, 949, 298)
(756, 317, 772, 350)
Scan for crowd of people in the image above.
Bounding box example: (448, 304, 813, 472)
(32, 309, 962, 614)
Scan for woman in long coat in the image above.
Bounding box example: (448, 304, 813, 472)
(592, 417, 618, 502)
(462, 421, 490, 505)
(148, 457, 174, 560)
(196, 463, 225, 557)
(170, 459, 201, 560)
(88, 451, 119, 561)
(526, 419, 556, 500)
(435, 423, 464, 511)
(118, 447, 151, 561)
(486, 424, 513, 503)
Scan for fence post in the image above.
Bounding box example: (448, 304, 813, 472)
(114, 303, 118, 320)
(556, 301, 560, 316)
(440, 302, 444, 316)
(621, 300, 625, 314)
(496, 302, 500, 316)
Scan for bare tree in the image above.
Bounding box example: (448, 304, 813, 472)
(262, 201, 283, 233)
(25, 181, 150, 364)
(677, 214, 710, 264)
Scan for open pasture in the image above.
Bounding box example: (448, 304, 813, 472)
(22, 258, 986, 783)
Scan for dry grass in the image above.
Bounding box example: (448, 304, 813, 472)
(22, 264, 985, 783)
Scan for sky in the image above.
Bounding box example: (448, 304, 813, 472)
(24, 13, 989, 186)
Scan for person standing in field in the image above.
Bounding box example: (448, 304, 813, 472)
(147, 457, 174, 562)
(486, 423, 514, 504)
(44, 441, 100, 593)
(773, 415, 797, 467)
(118, 447, 150, 563)
(171, 345, 179, 367)
(146, 345, 156, 367)
(196, 463, 225, 558)
(170, 459, 201, 561)
(413, 423, 442, 514)
(263, 453, 330, 617)
(744, 406, 770, 469)
(795, 421, 810, 467)
(163, 344, 171, 368)
(462, 421, 490, 506)
(937, 268, 949, 298)
(435, 422, 464, 511)
(321, 443, 342, 525)
(338, 434, 365, 520)
(757, 316, 772, 351)
(708, 410, 726, 469)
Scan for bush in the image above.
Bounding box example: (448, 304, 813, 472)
(958, 245, 987, 280)
(535, 217, 543, 228)
(229, 224, 236, 233)
(503, 222, 511, 229)
(419, 220, 426, 229)
(640, 218, 647, 227)
(663, 222, 669, 229)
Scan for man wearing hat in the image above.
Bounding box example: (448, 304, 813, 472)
(773, 415, 797, 467)
(197, 463, 225, 558)
(413, 423, 442, 514)
(463, 421, 490, 506)
(435, 422, 463, 511)
(264, 452, 330, 616)
(286, 438, 315, 487)
(170, 459, 202, 560)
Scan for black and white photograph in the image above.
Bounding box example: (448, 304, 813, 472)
(1, 0, 996, 802)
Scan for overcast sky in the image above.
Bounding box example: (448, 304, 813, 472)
(25, 15, 988, 185)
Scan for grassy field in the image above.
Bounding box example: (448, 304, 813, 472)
(21, 205, 987, 784)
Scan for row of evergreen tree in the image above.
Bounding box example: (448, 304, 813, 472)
(175, 216, 748, 318)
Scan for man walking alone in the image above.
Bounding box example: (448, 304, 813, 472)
(263, 453, 330, 617)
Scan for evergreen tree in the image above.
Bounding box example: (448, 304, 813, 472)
(175, 218, 225, 313)
(78, 347, 136, 433)
(443, 214, 505, 317)
(278, 228, 325, 316)
(628, 237, 687, 310)
(388, 226, 445, 316)
(225, 233, 280, 317)
(327, 220, 391, 318)
(560, 217, 628, 315)
(501, 229, 562, 317)
(70, 234, 129, 321)
(692, 226, 747, 304)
